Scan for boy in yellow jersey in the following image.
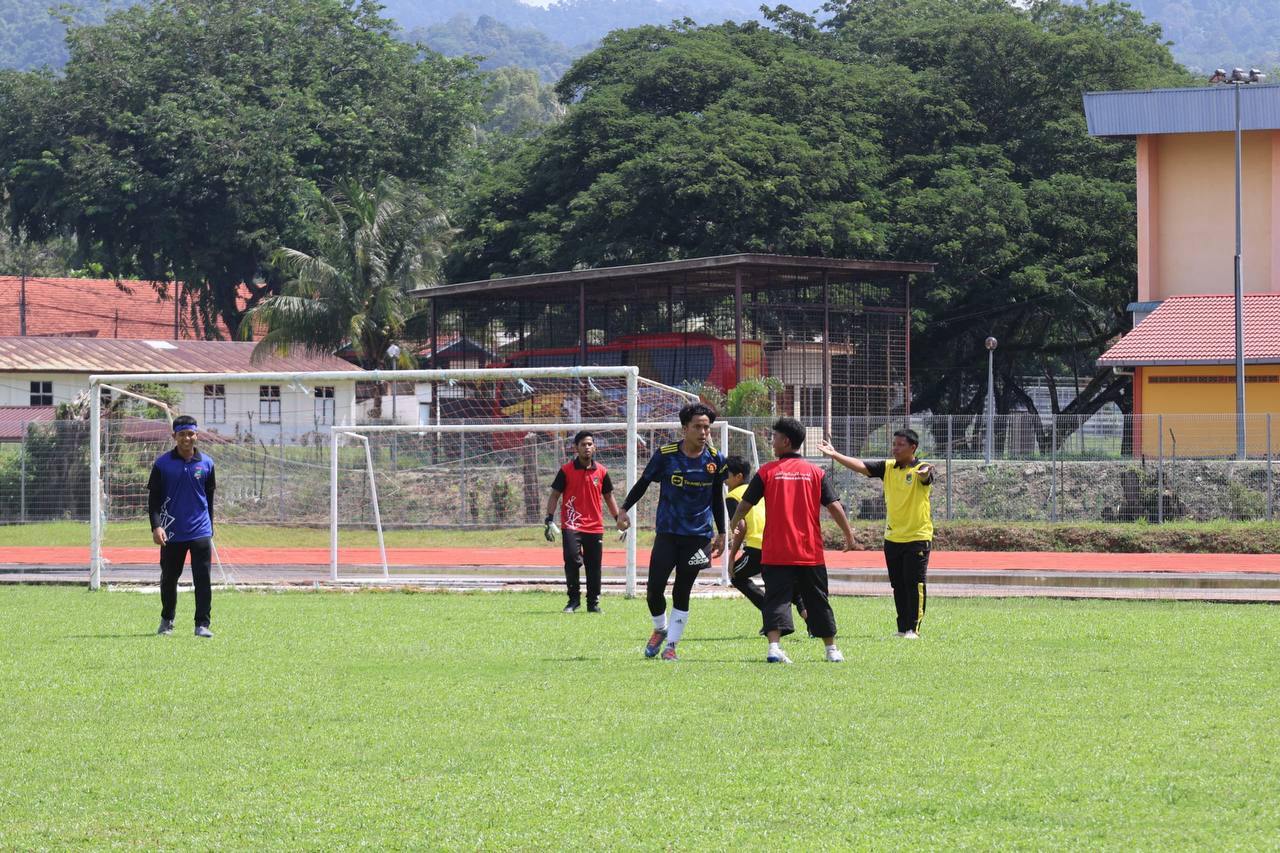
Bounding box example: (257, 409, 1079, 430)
(817, 429, 933, 638)
(724, 456, 807, 633)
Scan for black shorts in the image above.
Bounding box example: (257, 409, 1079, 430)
(733, 546, 763, 579)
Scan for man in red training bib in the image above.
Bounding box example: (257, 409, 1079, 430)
(729, 417, 855, 664)
(544, 430, 629, 613)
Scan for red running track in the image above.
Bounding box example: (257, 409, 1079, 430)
(3, 546, 1279, 574)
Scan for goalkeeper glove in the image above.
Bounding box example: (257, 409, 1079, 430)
(544, 515, 559, 542)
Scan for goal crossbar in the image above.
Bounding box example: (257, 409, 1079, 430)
(87, 366, 649, 590)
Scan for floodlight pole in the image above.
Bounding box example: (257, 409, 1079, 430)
(1232, 79, 1247, 459)
(1215, 67, 1265, 458)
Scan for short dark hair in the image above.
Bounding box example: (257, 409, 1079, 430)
(679, 402, 717, 426)
(573, 430, 594, 446)
(772, 417, 806, 450)
(172, 415, 198, 433)
(893, 428, 920, 447)
(724, 455, 751, 479)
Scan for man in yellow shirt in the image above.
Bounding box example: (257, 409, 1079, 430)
(817, 429, 933, 638)
(724, 456, 806, 634)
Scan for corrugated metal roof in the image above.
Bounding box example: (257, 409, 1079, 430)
(1097, 294, 1280, 366)
(0, 405, 56, 441)
(413, 253, 934, 301)
(1084, 84, 1280, 136)
(0, 276, 249, 339)
(0, 337, 365, 374)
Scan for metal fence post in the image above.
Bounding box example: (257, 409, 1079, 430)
(1157, 414, 1164, 524)
(1267, 413, 1273, 522)
(18, 434, 27, 524)
(1051, 417, 1058, 522)
(278, 418, 286, 523)
(945, 416, 953, 521)
(457, 431, 465, 524)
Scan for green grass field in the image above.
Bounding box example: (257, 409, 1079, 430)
(6, 518, 1280, 553)
(1, 587, 1277, 850)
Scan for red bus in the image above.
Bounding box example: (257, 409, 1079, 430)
(491, 333, 765, 390)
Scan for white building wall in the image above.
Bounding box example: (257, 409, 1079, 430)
(0, 372, 357, 439)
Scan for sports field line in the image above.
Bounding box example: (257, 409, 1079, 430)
(2, 546, 1279, 573)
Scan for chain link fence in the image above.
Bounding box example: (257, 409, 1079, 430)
(725, 413, 1279, 524)
(0, 413, 1276, 527)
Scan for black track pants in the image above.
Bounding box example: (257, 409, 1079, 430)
(159, 537, 212, 627)
(883, 539, 929, 633)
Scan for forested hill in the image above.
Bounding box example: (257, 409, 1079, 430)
(1109, 0, 1279, 72)
(0, 0, 134, 69)
(409, 15, 585, 83)
(380, 0, 765, 47)
(2, 0, 1274, 76)
(5, 0, 765, 71)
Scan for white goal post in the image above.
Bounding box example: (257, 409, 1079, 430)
(333, 419, 761, 595)
(88, 365, 759, 592)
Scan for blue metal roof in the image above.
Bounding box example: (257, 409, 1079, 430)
(1083, 84, 1280, 136)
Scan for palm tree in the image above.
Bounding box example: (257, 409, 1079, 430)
(244, 177, 451, 417)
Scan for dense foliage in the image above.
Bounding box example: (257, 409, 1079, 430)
(447, 0, 1198, 424)
(0, 0, 482, 336)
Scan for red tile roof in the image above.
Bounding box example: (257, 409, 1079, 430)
(0, 276, 244, 339)
(1098, 293, 1280, 366)
(0, 406, 56, 441)
(0, 337, 364, 375)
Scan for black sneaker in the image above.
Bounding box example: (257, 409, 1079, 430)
(563, 602, 579, 613)
(587, 602, 602, 613)
(157, 619, 174, 636)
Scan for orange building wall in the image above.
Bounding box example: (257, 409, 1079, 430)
(1138, 364, 1280, 456)
(1141, 131, 1279, 301)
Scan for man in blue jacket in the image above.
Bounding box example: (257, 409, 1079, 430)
(148, 415, 217, 638)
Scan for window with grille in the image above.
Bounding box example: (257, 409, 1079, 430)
(314, 386, 335, 425)
(203, 384, 226, 424)
(30, 381, 53, 406)
(259, 385, 281, 424)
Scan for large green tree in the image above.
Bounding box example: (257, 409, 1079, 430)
(0, 0, 482, 337)
(818, 0, 1195, 439)
(448, 0, 1197, 438)
(447, 20, 893, 277)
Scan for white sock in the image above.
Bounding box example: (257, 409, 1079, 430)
(666, 608, 689, 645)
(768, 642, 781, 655)
(652, 613, 668, 632)
(826, 643, 838, 652)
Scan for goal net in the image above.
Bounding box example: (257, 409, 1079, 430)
(87, 367, 756, 592)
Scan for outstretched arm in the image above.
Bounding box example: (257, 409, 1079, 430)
(817, 438, 871, 476)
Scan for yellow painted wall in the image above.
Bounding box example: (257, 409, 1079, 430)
(1139, 364, 1280, 456)
(1152, 132, 1275, 299)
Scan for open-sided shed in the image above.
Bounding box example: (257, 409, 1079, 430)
(411, 254, 933, 437)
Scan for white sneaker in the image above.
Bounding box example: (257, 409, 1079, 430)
(194, 625, 214, 638)
(766, 649, 792, 664)
(825, 647, 845, 663)
(902, 630, 919, 640)
(894, 631, 907, 638)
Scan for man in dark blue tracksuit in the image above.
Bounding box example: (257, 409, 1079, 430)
(148, 415, 217, 638)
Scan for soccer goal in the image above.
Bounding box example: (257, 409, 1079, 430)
(332, 416, 761, 594)
(87, 366, 758, 592)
